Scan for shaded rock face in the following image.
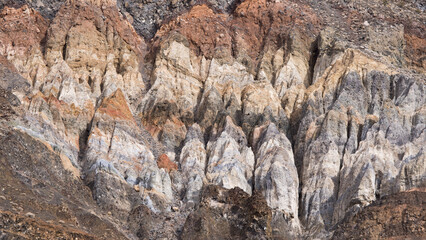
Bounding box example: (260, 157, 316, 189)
(0, 0, 425, 239)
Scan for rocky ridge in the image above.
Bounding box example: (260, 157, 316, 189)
(0, 0, 424, 239)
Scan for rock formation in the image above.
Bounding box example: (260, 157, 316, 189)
(0, 0, 424, 239)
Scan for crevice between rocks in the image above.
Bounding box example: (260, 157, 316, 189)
(78, 118, 94, 164)
(62, 37, 68, 61)
(307, 36, 320, 86)
(107, 122, 117, 155)
(292, 36, 323, 227)
(335, 116, 352, 202)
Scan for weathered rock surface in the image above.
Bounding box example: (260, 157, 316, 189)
(296, 48, 425, 238)
(253, 123, 300, 235)
(206, 116, 255, 195)
(0, 0, 424, 239)
(179, 123, 207, 205)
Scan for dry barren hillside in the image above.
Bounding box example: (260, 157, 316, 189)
(0, 0, 424, 239)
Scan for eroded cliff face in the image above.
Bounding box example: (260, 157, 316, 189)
(0, 0, 424, 239)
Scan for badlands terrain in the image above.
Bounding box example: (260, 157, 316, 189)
(0, 0, 424, 239)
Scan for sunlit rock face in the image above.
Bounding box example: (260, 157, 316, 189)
(205, 116, 255, 195)
(0, 0, 424, 239)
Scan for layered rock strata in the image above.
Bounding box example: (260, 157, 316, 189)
(0, 0, 424, 239)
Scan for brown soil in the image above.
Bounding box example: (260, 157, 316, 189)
(0, 130, 128, 239)
(0, 5, 49, 56)
(333, 191, 426, 240)
(181, 185, 273, 240)
(0, 211, 96, 240)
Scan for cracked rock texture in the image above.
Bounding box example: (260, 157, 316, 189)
(0, 0, 425, 239)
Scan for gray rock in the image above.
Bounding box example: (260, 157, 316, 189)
(254, 123, 301, 235)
